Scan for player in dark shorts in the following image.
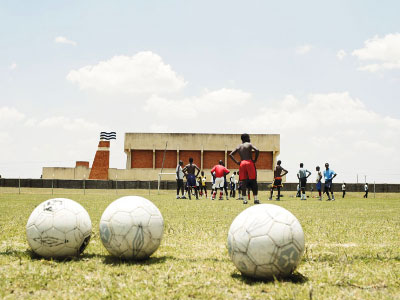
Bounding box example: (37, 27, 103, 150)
(199, 171, 207, 198)
(323, 163, 337, 201)
(182, 157, 200, 200)
(236, 171, 243, 200)
(269, 160, 288, 201)
(315, 166, 322, 200)
(230, 171, 236, 198)
(176, 160, 185, 199)
(297, 163, 311, 200)
(221, 162, 229, 200)
(342, 183, 346, 198)
(229, 133, 260, 204)
(363, 183, 369, 198)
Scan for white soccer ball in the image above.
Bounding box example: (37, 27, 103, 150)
(99, 196, 164, 260)
(227, 204, 305, 279)
(26, 198, 92, 258)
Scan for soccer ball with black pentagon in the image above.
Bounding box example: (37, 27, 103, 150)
(227, 204, 305, 279)
(99, 196, 164, 259)
(26, 198, 92, 258)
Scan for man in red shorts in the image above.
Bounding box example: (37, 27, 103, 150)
(229, 133, 260, 204)
(210, 160, 230, 200)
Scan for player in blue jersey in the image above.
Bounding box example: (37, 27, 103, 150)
(323, 163, 337, 201)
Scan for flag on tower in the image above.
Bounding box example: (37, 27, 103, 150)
(100, 132, 116, 140)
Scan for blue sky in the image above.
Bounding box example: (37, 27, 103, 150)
(1, 1, 400, 183)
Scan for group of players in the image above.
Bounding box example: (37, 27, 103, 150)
(176, 133, 259, 204)
(176, 133, 339, 204)
(271, 161, 337, 201)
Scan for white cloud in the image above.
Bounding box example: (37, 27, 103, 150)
(336, 50, 346, 60)
(0, 110, 108, 178)
(38, 116, 102, 131)
(9, 63, 17, 70)
(0, 107, 25, 123)
(295, 44, 313, 55)
(24, 118, 38, 127)
(352, 33, 400, 72)
(54, 36, 77, 46)
(67, 51, 186, 96)
(144, 88, 251, 119)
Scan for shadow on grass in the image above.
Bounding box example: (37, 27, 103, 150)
(0, 248, 174, 266)
(0, 248, 86, 262)
(101, 255, 172, 266)
(231, 271, 308, 285)
(0, 248, 40, 259)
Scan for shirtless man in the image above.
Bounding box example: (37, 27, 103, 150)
(182, 157, 200, 200)
(229, 133, 260, 204)
(269, 160, 288, 201)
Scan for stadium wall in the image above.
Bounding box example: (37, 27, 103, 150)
(1, 179, 399, 193)
(124, 133, 280, 182)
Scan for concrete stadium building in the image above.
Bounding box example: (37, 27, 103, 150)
(43, 133, 280, 182)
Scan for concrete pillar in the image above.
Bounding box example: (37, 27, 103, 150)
(224, 146, 228, 166)
(201, 145, 204, 170)
(153, 145, 155, 170)
(125, 150, 131, 169)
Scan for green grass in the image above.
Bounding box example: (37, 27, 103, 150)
(0, 188, 399, 299)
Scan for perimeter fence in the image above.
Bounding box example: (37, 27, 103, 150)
(0, 178, 399, 193)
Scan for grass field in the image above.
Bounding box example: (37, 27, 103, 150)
(0, 188, 399, 299)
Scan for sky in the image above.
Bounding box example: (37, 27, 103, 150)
(1, 0, 400, 183)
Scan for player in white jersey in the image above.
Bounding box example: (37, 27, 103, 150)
(230, 172, 237, 198)
(315, 166, 322, 201)
(176, 160, 185, 199)
(297, 163, 311, 200)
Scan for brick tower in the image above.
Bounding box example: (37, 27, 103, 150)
(89, 140, 110, 180)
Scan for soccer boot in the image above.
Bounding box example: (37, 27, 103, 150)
(254, 200, 260, 204)
(243, 200, 248, 204)
(268, 197, 272, 201)
(181, 196, 187, 199)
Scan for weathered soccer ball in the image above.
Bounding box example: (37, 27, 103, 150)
(99, 196, 164, 260)
(26, 198, 92, 258)
(227, 204, 305, 279)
